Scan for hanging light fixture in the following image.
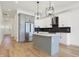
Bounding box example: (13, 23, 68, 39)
(45, 1, 56, 24)
(35, 1, 55, 20)
(35, 1, 41, 20)
(45, 1, 55, 16)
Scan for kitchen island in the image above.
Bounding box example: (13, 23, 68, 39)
(33, 32, 60, 56)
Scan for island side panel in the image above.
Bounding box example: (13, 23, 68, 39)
(51, 34, 60, 56)
(33, 34, 51, 55)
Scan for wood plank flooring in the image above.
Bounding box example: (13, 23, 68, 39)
(0, 39, 79, 57)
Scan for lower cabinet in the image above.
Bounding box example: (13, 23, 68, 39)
(33, 33, 60, 56)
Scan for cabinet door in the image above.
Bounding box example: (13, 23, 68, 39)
(60, 33, 67, 45)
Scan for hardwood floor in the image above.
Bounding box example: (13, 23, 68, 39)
(0, 39, 79, 57)
(59, 44, 79, 57)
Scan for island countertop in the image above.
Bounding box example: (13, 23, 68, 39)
(33, 32, 60, 37)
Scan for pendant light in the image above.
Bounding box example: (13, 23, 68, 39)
(35, 1, 40, 20)
(46, 1, 55, 16)
(45, 1, 56, 25)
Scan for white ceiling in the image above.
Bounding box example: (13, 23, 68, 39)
(0, 1, 79, 16)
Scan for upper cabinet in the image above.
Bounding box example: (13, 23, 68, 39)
(19, 13, 34, 23)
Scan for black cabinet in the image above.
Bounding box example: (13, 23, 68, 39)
(35, 27, 70, 33)
(52, 17, 59, 28)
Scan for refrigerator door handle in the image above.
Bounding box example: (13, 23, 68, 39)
(30, 24, 31, 32)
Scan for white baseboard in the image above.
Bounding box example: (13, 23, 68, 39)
(60, 42, 79, 47)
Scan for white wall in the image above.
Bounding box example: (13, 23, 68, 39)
(0, 7, 3, 45)
(58, 7, 79, 46)
(35, 17, 52, 28)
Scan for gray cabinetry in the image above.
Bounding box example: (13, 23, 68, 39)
(33, 33, 60, 56)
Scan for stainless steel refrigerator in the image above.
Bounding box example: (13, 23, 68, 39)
(25, 22, 34, 42)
